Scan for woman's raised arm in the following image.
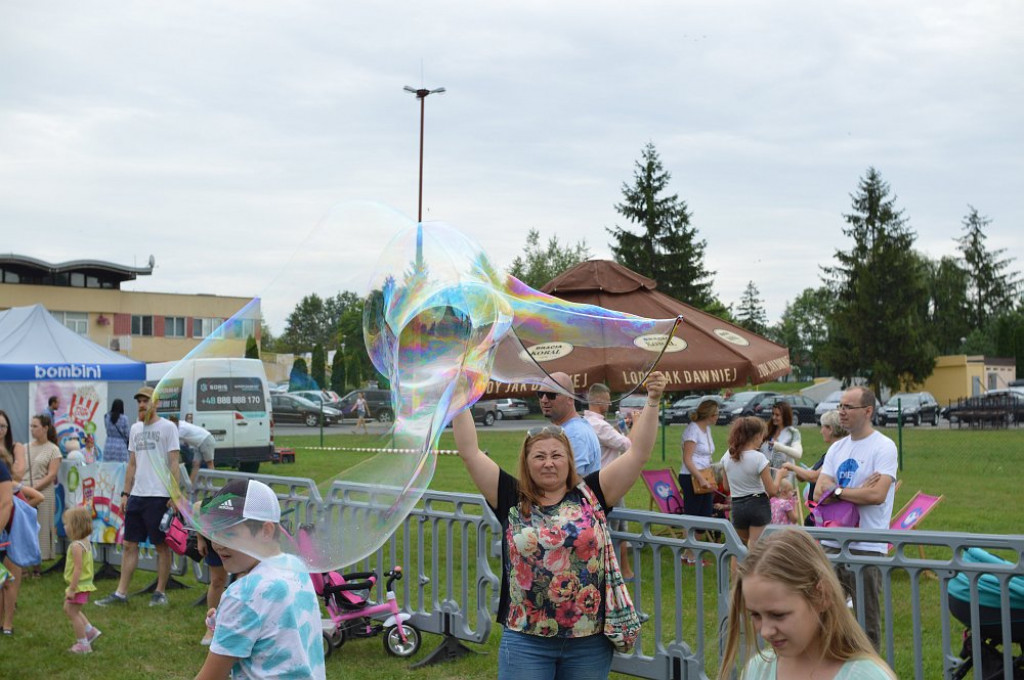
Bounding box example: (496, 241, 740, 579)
(452, 409, 500, 507)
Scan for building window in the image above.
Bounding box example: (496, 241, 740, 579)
(51, 311, 89, 335)
(165, 317, 186, 338)
(131, 315, 154, 336)
(193, 317, 224, 339)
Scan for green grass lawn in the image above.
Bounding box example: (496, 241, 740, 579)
(7, 423, 1023, 679)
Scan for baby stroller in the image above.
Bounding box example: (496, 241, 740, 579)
(948, 548, 1024, 679)
(312, 566, 421, 660)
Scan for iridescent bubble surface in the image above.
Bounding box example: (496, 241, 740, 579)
(146, 204, 679, 571)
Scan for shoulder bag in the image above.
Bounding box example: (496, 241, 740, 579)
(0, 496, 42, 567)
(578, 482, 641, 653)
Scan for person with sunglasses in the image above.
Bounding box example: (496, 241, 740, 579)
(453, 371, 667, 680)
(535, 372, 602, 476)
(813, 386, 897, 650)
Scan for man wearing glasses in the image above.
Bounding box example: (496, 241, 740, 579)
(536, 372, 602, 476)
(813, 386, 897, 650)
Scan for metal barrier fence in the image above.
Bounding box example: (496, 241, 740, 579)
(88, 469, 1023, 680)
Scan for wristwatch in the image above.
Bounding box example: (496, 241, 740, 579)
(834, 487, 843, 498)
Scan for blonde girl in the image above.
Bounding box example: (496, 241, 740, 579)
(63, 506, 100, 654)
(719, 527, 895, 679)
(770, 479, 799, 525)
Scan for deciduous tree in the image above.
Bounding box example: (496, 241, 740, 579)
(508, 229, 592, 289)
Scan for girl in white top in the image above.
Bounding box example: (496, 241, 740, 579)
(719, 528, 896, 680)
(721, 417, 784, 547)
(760, 401, 803, 471)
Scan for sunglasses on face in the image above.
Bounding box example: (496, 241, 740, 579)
(536, 391, 559, 401)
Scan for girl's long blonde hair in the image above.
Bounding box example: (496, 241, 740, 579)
(718, 527, 895, 679)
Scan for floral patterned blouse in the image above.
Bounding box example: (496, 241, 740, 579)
(490, 469, 610, 637)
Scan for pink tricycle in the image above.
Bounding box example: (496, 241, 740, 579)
(312, 566, 421, 659)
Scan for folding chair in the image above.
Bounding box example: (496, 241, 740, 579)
(640, 469, 686, 538)
(889, 491, 944, 573)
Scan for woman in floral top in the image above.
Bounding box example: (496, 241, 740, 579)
(453, 372, 667, 680)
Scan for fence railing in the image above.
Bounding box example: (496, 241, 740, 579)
(82, 470, 1023, 680)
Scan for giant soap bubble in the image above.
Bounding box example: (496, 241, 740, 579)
(144, 203, 679, 571)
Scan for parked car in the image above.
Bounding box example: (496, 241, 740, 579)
(291, 389, 343, 411)
(663, 395, 725, 425)
(494, 398, 530, 420)
(881, 392, 941, 426)
(472, 400, 499, 426)
(756, 394, 818, 426)
(270, 393, 342, 427)
(814, 389, 884, 426)
(336, 389, 393, 422)
(617, 393, 650, 422)
(717, 391, 780, 425)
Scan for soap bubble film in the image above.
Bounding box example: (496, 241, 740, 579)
(146, 203, 679, 571)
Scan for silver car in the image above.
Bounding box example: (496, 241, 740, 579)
(494, 398, 530, 420)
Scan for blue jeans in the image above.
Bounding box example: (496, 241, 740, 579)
(498, 629, 613, 680)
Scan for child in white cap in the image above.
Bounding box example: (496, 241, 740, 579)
(194, 479, 325, 680)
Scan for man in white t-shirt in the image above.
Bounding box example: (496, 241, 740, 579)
(96, 386, 181, 607)
(583, 383, 634, 577)
(814, 385, 897, 649)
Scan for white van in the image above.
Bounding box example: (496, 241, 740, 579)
(147, 358, 274, 472)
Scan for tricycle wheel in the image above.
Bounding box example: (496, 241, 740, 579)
(383, 623, 421, 657)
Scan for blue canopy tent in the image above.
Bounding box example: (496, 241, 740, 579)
(0, 304, 145, 444)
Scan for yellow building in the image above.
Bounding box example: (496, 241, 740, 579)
(0, 254, 258, 363)
(918, 355, 1018, 407)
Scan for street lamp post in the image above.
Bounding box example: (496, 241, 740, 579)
(403, 85, 445, 223)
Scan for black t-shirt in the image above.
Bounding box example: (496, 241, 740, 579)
(489, 469, 609, 627)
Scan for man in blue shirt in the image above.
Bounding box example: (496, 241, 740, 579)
(536, 372, 602, 476)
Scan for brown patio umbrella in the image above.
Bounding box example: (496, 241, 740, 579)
(483, 260, 790, 397)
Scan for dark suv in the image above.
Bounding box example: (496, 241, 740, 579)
(717, 391, 780, 425)
(881, 392, 940, 426)
(337, 389, 394, 422)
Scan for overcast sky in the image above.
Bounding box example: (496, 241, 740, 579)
(3, 1, 1022, 335)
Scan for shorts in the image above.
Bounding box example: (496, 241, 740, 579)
(197, 435, 217, 463)
(124, 496, 171, 545)
(66, 591, 90, 605)
(730, 494, 771, 530)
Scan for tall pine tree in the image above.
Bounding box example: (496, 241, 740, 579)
(608, 143, 716, 308)
(736, 281, 768, 335)
(957, 206, 1020, 330)
(821, 168, 935, 396)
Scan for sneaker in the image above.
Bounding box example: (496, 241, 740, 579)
(149, 592, 169, 607)
(68, 642, 92, 654)
(86, 627, 102, 644)
(201, 629, 214, 646)
(95, 592, 128, 607)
